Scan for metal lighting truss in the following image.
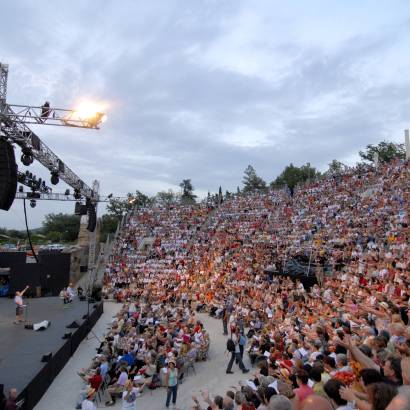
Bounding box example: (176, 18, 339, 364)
(0, 62, 104, 202)
(14, 192, 125, 202)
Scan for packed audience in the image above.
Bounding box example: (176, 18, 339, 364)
(80, 158, 409, 410)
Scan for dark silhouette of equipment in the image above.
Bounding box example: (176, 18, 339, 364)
(0, 139, 17, 210)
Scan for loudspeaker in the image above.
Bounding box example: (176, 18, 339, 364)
(41, 353, 52, 363)
(0, 139, 18, 211)
(75, 202, 87, 216)
(66, 320, 80, 329)
(87, 204, 96, 232)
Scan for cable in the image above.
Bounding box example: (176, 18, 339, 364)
(23, 199, 39, 263)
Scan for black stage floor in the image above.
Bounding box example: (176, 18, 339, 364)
(0, 297, 103, 408)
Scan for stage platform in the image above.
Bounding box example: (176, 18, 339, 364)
(0, 297, 103, 410)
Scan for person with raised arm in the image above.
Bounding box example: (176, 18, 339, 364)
(13, 285, 29, 324)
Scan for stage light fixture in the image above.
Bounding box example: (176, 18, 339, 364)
(19, 185, 24, 193)
(65, 189, 70, 196)
(21, 146, 34, 166)
(21, 153, 33, 166)
(30, 199, 36, 208)
(50, 171, 59, 185)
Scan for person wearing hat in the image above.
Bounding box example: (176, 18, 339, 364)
(81, 388, 96, 410)
(165, 360, 179, 409)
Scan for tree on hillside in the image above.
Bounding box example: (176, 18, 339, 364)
(359, 141, 405, 164)
(100, 214, 119, 242)
(107, 190, 151, 219)
(42, 213, 80, 242)
(155, 189, 179, 205)
(326, 159, 348, 175)
(179, 179, 197, 204)
(242, 165, 267, 193)
(271, 163, 320, 190)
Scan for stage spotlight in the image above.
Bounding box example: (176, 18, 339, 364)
(64, 189, 70, 196)
(50, 171, 59, 185)
(21, 153, 33, 166)
(30, 199, 36, 208)
(19, 185, 24, 193)
(21, 146, 34, 166)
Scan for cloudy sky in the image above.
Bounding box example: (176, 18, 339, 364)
(1, 0, 410, 229)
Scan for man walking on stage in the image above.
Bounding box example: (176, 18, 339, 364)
(13, 285, 29, 324)
(226, 328, 249, 374)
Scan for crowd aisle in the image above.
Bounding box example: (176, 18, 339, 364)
(35, 303, 252, 410)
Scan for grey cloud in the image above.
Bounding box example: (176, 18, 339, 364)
(1, 1, 410, 229)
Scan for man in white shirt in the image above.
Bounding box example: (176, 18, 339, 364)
(67, 283, 76, 301)
(81, 388, 96, 410)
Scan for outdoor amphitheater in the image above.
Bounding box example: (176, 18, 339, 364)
(1, 2, 410, 410)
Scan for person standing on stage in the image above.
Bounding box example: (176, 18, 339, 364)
(67, 282, 76, 302)
(4, 388, 18, 410)
(13, 286, 29, 324)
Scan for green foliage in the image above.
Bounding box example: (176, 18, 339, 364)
(271, 163, 320, 190)
(155, 190, 178, 205)
(107, 190, 151, 219)
(47, 231, 61, 243)
(179, 179, 197, 204)
(326, 159, 348, 175)
(0, 227, 25, 244)
(359, 140, 405, 163)
(242, 165, 267, 193)
(100, 214, 119, 242)
(42, 213, 80, 242)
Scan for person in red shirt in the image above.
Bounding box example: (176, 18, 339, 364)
(89, 369, 103, 391)
(79, 368, 103, 391)
(293, 369, 314, 405)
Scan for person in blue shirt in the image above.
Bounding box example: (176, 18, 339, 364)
(121, 351, 135, 367)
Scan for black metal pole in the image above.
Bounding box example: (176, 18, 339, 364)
(23, 199, 38, 263)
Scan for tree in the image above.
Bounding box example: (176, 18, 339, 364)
(179, 179, 197, 204)
(100, 214, 119, 242)
(326, 159, 347, 175)
(107, 190, 151, 219)
(155, 190, 178, 205)
(106, 195, 134, 219)
(42, 213, 80, 242)
(359, 140, 405, 164)
(271, 163, 320, 190)
(242, 165, 267, 193)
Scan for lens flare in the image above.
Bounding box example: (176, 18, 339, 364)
(65, 100, 108, 127)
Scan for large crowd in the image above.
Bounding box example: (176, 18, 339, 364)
(79, 158, 410, 410)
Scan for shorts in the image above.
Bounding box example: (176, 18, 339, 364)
(16, 306, 23, 316)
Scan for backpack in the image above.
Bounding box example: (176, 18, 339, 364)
(148, 373, 161, 390)
(227, 338, 235, 352)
